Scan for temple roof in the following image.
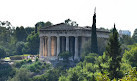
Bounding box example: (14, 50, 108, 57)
(39, 23, 110, 33)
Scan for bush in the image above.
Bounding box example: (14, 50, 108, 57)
(26, 61, 43, 73)
(122, 47, 137, 67)
(59, 51, 72, 61)
(23, 59, 27, 62)
(0, 47, 6, 59)
(8, 68, 31, 81)
(14, 60, 26, 68)
(42, 65, 45, 69)
(46, 63, 51, 69)
(35, 57, 38, 61)
(84, 53, 98, 63)
(0, 63, 16, 81)
(27, 59, 32, 63)
(16, 41, 25, 55)
(119, 67, 137, 81)
(96, 73, 110, 81)
(28, 65, 36, 72)
(32, 74, 46, 81)
(10, 55, 23, 60)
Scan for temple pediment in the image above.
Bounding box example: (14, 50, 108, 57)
(40, 23, 78, 31)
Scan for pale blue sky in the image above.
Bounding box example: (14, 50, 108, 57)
(0, 0, 137, 35)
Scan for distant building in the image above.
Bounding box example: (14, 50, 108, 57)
(119, 30, 131, 37)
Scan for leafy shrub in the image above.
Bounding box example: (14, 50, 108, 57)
(28, 64, 36, 72)
(0, 63, 16, 81)
(119, 67, 137, 81)
(10, 55, 23, 60)
(84, 53, 98, 63)
(42, 65, 45, 69)
(35, 57, 38, 61)
(59, 76, 67, 81)
(8, 68, 31, 81)
(23, 59, 27, 62)
(121, 63, 132, 73)
(122, 47, 137, 67)
(25, 61, 45, 73)
(32, 74, 46, 81)
(96, 73, 110, 81)
(0, 47, 6, 59)
(27, 59, 32, 63)
(32, 68, 61, 81)
(59, 51, 72, 61)
(14, 60, 26, 68)
(46, 63, 51, 69)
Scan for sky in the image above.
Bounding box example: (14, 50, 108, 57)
(0, 0, 137, 35)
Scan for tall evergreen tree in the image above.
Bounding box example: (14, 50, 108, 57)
(106, 24, 122, 79)
(91, 9, 98, 54)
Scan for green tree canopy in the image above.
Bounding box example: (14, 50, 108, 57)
(120, 35, 134, 45)
(23, 32, 39, 55)
(15, 26, 27, 41)
(16, 42, 25, 55)
(64, 19, 78, 26)
(35, 21, 53, 33)
(132, 28, 137, 43)
(122, 46, 137, 67)
(9, 68, 31, 81)
(0, 47, 6, 59)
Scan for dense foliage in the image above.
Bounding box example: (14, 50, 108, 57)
(132, 28, 137, 43)
(0, 47, 6, 59)
(0, 63, 15, 81)
(0, 21, 52, 57)
(0, 20, 137, 81)
(59, 51, 72, 61)
(122, 45, 137, 67)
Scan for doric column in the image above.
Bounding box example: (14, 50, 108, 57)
(39, 37, 44, 57)
(45, 37, 47, 56)
(66, 36, 69, 51)
(43, 37, 45, 56)
(57, 36, 60, 56)
(48, 36, 51, 57)
(74, 36, 78, 60)
(54, 37, 57, 56)
(82, 36, 86, 48)
(51, 37, 54, 56)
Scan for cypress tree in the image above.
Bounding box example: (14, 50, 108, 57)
(106, 24, 122, 79)
(91, 10, 98, 54)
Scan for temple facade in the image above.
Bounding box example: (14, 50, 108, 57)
(39, 23, 110, 60)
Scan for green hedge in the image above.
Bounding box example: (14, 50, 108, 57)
(10, 55, 23, 60)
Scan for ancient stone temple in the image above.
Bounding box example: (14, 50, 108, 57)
(39, 23, 110, 60)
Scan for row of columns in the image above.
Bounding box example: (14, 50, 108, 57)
(40, 36, 80, 60)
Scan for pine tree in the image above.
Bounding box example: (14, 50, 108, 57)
(91, 10, 98, 54)
(106, 24, 122, 79)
